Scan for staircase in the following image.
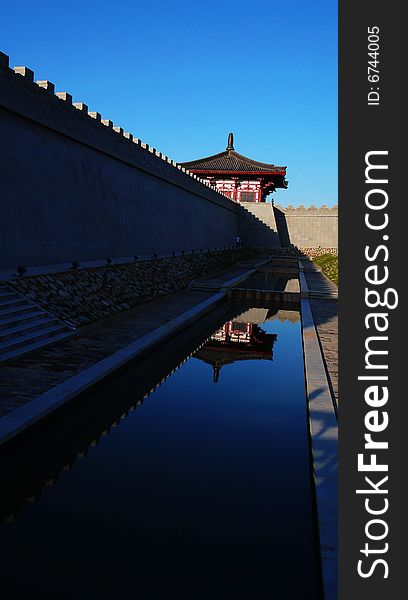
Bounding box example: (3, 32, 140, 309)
(0, 282, 75, 363)
(300, 260, 338, 300)
(238, 202, 281, 247)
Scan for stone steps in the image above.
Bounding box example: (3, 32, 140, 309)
(0, 317, 61, 342)
(239, 203, 280, 247)
(242, 210, 277, 228)
(0, 289, 19, 300)
(0, 282, 75, 363)
(0, 297, 27, 309)
(0, 324, 67, 352)
(309, 291, 338, 300)
(0, 331, 74, 363)
(0, 304, 37, 320)
(0, 310, 48, 331)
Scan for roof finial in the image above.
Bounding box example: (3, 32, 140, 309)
(226, 132, 234, 151)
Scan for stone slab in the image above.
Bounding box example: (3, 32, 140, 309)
(301, 297, 338, 600)
(299, 270, 309, 297)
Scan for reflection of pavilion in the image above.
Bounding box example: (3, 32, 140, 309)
(194, 318, 277, 383)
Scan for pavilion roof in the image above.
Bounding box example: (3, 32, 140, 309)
(180, 133, 287, 177)
(194, 346, 273, 367)
(194, 326, 277, 369)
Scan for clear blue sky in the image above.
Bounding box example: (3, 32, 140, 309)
(1, 0, 337, 206)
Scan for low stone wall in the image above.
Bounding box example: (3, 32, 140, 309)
(253, 245, 338, 258)
(254, 245, 303, 257)
(301, 247, 338, 258)
(9, 248, 257, 328)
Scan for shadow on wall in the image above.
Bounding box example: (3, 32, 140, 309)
(273, 206, 291, 246)
(237, 203, 281, 248)
(237, 203, 338, 249)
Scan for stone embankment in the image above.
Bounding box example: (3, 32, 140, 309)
(7, 248, 257, 328)
(256, 245, 338, 258)
(301, 247, 338, 258)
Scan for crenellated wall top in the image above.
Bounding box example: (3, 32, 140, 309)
(275, 204, 338, 215)
(0, 50, 234, 209)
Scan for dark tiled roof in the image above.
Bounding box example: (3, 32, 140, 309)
(194, 346, 273, 366)
(194, 327, 277, 367)
(180, 150, 286, 174)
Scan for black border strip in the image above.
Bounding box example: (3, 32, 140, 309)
(339, 1, 404, 597)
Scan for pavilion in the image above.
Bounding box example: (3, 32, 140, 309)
(180, 133, 288, 203)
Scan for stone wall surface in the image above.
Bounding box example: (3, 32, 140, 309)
(0, 56, 239, 270)
(238, 203, 281, 247)
(274, 205, 338, 248)
(9, 248, 257, 328)
(303, 247, 338, 258)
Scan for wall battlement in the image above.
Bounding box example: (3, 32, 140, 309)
(0, 51, 229, 206)
(276, 205, 338, 214)
(0, 51, 241, 270)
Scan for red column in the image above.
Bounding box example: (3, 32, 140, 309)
(257, 178, 264, 202)
(232, 178, 239, 202)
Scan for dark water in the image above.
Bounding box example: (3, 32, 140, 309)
(0, 304, 321, 599)
(242, 272, 296, 291)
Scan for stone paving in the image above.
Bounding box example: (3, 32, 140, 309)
(192, 267, 250, 289)
(310, 298, 338, 411)
(302, 260, 338, 299)
(303, 260, 338, 411)
(191, 256, 270, 289)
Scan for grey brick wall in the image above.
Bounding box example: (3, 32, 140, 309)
(274, 206, 338, 248)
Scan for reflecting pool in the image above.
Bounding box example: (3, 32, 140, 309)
(0, 303, 322, 598)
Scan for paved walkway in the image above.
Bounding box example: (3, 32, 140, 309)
(192, 257, 271, 290)
(192, 267, 250, 289)
(302, 259, 338, 411)
(302, 259, 338, 299)
(309, 298, 338, 411)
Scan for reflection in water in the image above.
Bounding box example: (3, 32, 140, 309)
(195, 307, 279, 383)
(0, 303, 322, 598)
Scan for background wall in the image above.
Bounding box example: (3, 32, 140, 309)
(274, 205, 338, 248)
